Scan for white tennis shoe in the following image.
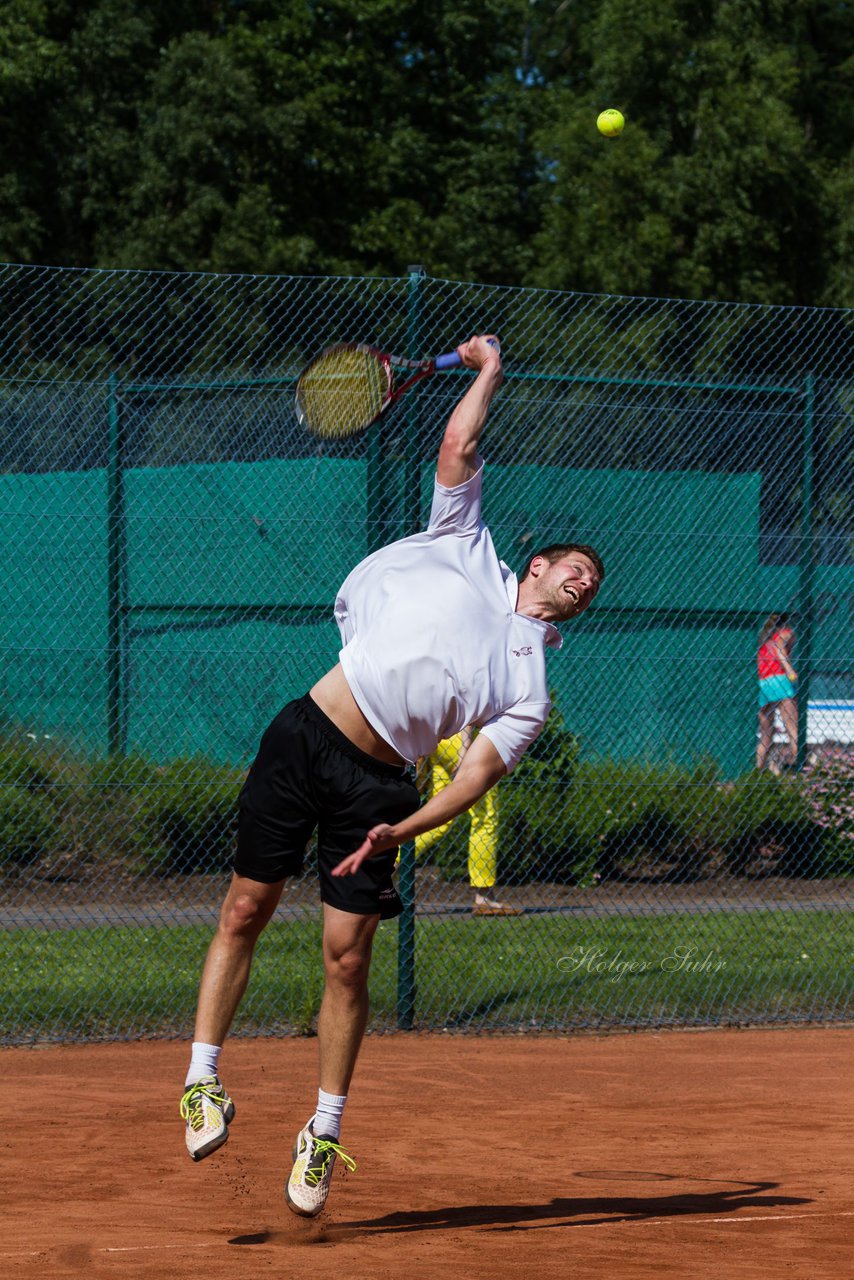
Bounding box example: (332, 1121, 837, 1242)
(285, 1121, 356, 1216)
(473, 892, 524, 916)
(180, 1076, 235, 1161)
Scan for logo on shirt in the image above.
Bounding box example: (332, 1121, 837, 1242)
(511, 645, 533, 657)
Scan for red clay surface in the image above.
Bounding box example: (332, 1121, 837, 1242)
(3, 1028, 852, 1279)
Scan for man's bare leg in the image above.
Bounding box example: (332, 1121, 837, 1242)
(181, 873, 284, 1160)
(285, 903, 378, 1215)
(193, 873, 285, 1045)
(317, 903, 380, 1096)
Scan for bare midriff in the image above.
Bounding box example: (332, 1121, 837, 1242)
(309, 664, 406, 766)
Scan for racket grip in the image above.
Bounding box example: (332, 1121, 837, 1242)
(434, 339, 499, 371)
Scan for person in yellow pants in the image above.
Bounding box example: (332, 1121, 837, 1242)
(414, 728, 523, 916)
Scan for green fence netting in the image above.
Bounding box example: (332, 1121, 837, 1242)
(0, 263, 851, 1042)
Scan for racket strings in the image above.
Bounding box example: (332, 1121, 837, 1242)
(296, 346, 389, 438)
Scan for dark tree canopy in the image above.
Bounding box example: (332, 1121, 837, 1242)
(1, 0, 853, 304)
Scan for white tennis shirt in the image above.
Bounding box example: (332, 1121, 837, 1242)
(334, 462, 562, 771)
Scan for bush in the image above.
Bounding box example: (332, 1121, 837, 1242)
(0, 732, 75, 864)
(0, 719, 843, 884)
(497, 785, 598, 885)
(798, 746, 854, 874)
(495, 710, 596, 885)
(429, 734, 840, 886)
(483, 712, 735, 885)
(0, 786, 63, 864)
(0, 736, 61, 791)
(84, 753, 166, 861)
(710, 771, 829, 876)
(132, 757, 245, 874)
(565, 757, 723, 884)
(89, 753, 161, 794)
(497, 756, 723, 887)
(509, 706, 580, 790)
(0, 732, 73, 803)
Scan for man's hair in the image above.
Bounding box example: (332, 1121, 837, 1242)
(518, 542, 606, 583)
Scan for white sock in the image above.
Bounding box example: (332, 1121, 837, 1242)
(313, 1088, 347, 1140)
(185, 1042, 222, 1088)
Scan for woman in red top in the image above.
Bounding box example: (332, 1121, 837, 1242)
(757, 612, 798, 770)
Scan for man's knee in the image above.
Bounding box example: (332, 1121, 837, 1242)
(219, 886, 278, 940)
(324, 936, 373, 992)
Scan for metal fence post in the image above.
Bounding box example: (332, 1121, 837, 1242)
(106, 372, 127, 757)
(366, 425, 384, 554)
(404, 264, 426, 535)
(396, 837, 416, 1030)
(797, 372, 816, 769)
(394, 265, 426, 1031)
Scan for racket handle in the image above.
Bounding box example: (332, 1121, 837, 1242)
(434, 339, 499, 372)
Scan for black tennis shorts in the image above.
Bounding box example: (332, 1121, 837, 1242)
(234, 694, 420, 919)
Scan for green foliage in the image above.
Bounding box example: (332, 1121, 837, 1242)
(85, 753, 163, 861)
(429, 746, 838, 887)
(505, 756, 728, 886)
(511, 700, 581, 789)
(2, 0, 854, 301)
(495, 705, 594, 885)
(422, 809, 469, 883)
(0, 737, 244, 873)
(799, 747, 854, 874)
(0, 735, 65, 791)
(129, 758, 244, 875)
(0, 727, 843, 883)
(0, 732, 69, 863)
(705, 771, 819, 874)
(530, 0, 840, 303)
(0, 785, 62, 864)
(0, 732, 75, 860)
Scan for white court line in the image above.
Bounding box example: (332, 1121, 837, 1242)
(102, 1243, 218, 1253)
(572, 1210, 854, 1231)
(3, 1211, 853, 1257)
(683, 1211, 854, 1227)
(0, 1243, 217, 1258)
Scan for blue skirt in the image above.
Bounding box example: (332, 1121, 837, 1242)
(758, 674, 796, 708)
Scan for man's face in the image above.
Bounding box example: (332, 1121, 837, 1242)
(533, 552, 601, 621)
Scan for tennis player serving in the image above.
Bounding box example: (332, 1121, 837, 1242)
(179, 334, 604, 1216)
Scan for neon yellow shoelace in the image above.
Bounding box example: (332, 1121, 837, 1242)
(305, 1138, 357, 1185)
(179, 1083, 222, 1132)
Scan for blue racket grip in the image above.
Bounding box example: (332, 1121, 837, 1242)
(434, 338, 499, 371)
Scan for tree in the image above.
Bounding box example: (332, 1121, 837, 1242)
(0, 0, 63, 263)
(1, 0, 854, 303)
(528, 0, 849, 305)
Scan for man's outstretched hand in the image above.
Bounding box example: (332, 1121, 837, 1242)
(331, 824, 399, 877)
(456, 333, 502, 376)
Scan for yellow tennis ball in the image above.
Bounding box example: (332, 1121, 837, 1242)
(597, 109, 625, 137)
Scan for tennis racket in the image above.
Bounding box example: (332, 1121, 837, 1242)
(294, 342, 480, 440)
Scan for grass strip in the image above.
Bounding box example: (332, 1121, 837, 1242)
(1, 908, 850, 1043)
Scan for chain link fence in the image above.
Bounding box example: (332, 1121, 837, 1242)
(0, 263, 851, 1043)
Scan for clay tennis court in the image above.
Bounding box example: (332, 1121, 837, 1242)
(4, 1026, 851, 1278)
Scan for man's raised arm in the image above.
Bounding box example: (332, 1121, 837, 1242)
(436, 334, 504, 489)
